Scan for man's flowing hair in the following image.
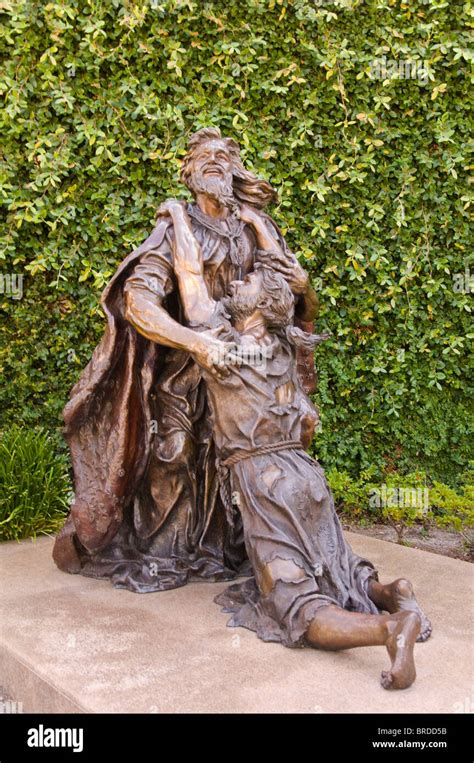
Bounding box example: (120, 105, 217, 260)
(180, 127, 278, 209)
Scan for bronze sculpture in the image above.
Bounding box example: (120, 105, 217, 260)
(53, 128, 431, 689)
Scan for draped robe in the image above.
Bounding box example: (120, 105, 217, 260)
(53, 204, 317, 593)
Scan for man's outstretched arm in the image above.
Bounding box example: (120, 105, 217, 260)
(123, 235, 228, 378)
(156, 200, 217, 326)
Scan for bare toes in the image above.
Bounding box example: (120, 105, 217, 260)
(416, 619, 433, 642)
(380, 670, 393, 690)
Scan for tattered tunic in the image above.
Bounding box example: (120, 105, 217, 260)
(200, 328, 379, 647)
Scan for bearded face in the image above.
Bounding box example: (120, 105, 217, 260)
(188, 172, 236, 209)
(183, 139, 237, 210)
(222, 269, 294, 328)
(222, 273, 264, 322)
(222, 290, 261, 322)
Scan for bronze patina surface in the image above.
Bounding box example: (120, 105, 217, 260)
(53, 128, 431, 689)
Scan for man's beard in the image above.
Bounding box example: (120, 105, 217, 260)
(222, 291, 260, 322)
(187, 171, 237, 210)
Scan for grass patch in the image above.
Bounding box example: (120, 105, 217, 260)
(0, 426, 71, 542)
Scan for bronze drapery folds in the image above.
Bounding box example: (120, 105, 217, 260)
(53, 128, 431, 689)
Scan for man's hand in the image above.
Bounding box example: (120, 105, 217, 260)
(256, 249, 309, 294)
(237, 203, 262, 227)
(190, 330, 236, 380)
(155, 199, 188, 220)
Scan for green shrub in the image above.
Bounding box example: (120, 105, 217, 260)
(429, 478, 474, 552)
(328, 465, 474, 545)
(0, 426, 71, 541)
(0, 0, 472, 485)
(326, 465, 379, 519)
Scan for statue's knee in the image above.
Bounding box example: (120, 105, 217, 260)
(260, 558, 307, 598)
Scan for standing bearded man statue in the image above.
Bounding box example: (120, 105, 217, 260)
(53, 127, 319, 591)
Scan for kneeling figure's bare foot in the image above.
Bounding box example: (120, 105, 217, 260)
(381, 611, 420, 690)
(391, 578, 432, 643)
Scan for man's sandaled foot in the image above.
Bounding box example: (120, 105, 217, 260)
(390, 578, 432, 643)
(381, 611, 420, 690)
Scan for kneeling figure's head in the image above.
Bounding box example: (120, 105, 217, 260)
(224, 265, 294, 330)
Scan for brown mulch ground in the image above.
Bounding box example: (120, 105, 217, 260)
(343, 522, 473, 563)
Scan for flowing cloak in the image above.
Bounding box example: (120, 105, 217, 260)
(52, 211, 318, 573)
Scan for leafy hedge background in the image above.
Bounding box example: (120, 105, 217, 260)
(1, 0, 472, 487)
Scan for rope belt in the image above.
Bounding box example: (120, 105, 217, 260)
(217, 439, 303, 528)
(220, 439, 303, 468)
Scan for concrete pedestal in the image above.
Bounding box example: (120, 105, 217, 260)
(0, 533, 472, 713)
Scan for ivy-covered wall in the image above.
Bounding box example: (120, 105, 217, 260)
(1, 0, 472, 485)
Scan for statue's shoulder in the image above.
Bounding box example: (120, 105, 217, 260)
(138, 214, 173, 253)
(101, 217, 173, 302)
